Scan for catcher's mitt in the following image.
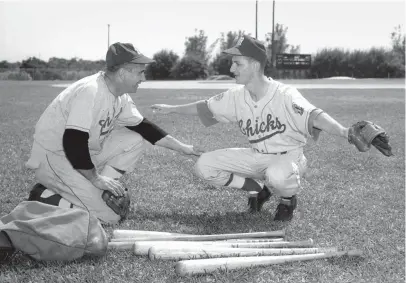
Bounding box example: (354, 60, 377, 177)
(348, 120, 393, 157)
(102, 189, 131, 220)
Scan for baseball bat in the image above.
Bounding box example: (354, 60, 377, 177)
(175, 250, 363, 276)
(111, 237, 285, 243)
(108, 241, 136, 250)
(220, 238, 285, 242)
(113, 230, 190, 239)
(133, 239, 311, 255)
(149, 246, 338, 260)
(122, 230, 284, 242)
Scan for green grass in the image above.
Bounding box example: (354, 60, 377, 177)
(0, 81, 404, 283)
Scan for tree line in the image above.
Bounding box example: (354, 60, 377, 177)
(0, 24, 404, 80)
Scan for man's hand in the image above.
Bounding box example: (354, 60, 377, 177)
(180, 144, 205, 156)
(151, 104, 174, 114)
(91, 175, 126, 197)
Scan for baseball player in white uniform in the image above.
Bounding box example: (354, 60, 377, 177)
(151, 35, 354, 221)
(25, 42, 203, 225)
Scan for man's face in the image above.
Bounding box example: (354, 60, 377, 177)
(120, 63, 146, 93)
(230, 56, 255, 85)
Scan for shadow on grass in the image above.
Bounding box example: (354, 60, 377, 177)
(125, 208, 290, 235)
(0, 250, 107, 270)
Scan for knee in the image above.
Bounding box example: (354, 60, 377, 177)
(84, 215, 108, 256)
(265, 167, 287, 191)
(194, 152, 213, 180)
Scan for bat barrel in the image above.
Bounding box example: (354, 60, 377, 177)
(175, 250, 363, 276)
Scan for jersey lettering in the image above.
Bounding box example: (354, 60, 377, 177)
(99, 107, 123, 136)
(238, 114, 286, 142)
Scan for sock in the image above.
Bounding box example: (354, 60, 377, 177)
(40, 189, 74, 209)
(249, 191, 259, 198)
(101, 165, 125, 179)
(242, 178, 264, 192)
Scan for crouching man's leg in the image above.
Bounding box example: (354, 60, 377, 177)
(194, 148, 268, 213)
(0, 201, 107, 263)
(27, 128, 146, 224)
(264, 149, 307, 221)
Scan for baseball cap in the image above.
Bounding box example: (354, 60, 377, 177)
(106, 42, 154, 69)
(222, 35, 267, 64)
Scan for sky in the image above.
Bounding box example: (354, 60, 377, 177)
(0, 0, 405, 62)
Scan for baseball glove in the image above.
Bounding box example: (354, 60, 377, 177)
(102, 189, 131, 220)
(348, 120, 393, 157)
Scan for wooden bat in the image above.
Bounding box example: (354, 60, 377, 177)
(111, 237, 285, 243)
(120, 230, 285, 242)
(112, 230, 190, 239)
(108, 242, 136, 250)
(175, 250, 363, 276)
(133, 239, 311, 255)
(149, 246, 338, 260)
(219, 238, 285, 242)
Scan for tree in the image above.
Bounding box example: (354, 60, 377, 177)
(184, 29, 209, 62)
(146, 50, 179, 80)
(0, 60, 10, 72)
(172, 29, 210, 79)
(264, 23, 300, 76)
(20, 57, 49, 80)
(209, 30, 246, 76)
(390, 25, 405, 66)
(170, 55, 208, 80)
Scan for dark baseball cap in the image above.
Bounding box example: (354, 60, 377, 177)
(106, 42, 154, 69)
(222, 35, 267, 64)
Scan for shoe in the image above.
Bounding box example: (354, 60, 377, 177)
(0, 232, 15, 264)
(28, 183, 62, 206)
(247, 196, 258, 213)
(257, 186, 272, 211)
(28, 183, 47, 201)
(274, 196, 297, 221)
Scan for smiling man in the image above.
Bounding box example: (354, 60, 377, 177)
(25, 42, 203, 224)
(150, 35, 391, 222)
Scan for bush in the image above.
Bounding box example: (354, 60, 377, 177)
(209, 54, 233, 77)
(309, 47, 405, 78)
(0, 70, 32, 81)
(146, 50, 179, 80)
(170, 55, 208, 80)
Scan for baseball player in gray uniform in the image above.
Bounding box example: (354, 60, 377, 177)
(151, 35, 360, 222)
(25, 42, 203, 225)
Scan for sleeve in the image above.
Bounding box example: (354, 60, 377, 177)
(116, 94, 144, 127)
(197, 87, 240, 125)
(125, 119, 168, 145)
(63, 129, 94, 170)
(284, 87, 324, 138)
(65, 84, 97, 133)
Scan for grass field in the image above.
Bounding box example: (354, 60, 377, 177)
(0, 81, 404, 283)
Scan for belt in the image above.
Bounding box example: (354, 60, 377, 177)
(269, 151, 287, 155)
(254, 148, 288, 155)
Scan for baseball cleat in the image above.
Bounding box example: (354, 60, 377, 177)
(247, 196, 258, 213)
(27, 183, 47, 201)
(256, 186, 272, 211)
(274, 195, 297, 221)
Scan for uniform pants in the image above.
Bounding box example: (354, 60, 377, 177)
(194, 148, 307, 197)
(28, 127, 146, 224)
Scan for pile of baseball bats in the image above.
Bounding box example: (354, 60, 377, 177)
(108, 229, 362, 276)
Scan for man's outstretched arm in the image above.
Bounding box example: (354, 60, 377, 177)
(312, 112, 349, 139)
(151, 100, 205, 116)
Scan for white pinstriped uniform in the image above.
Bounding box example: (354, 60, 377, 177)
(195, 78, 323, 197)
(26, 72, 147, 224)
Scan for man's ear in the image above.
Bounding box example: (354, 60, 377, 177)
(251, 60, 260, 72)
(117, 67, 126, 80)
